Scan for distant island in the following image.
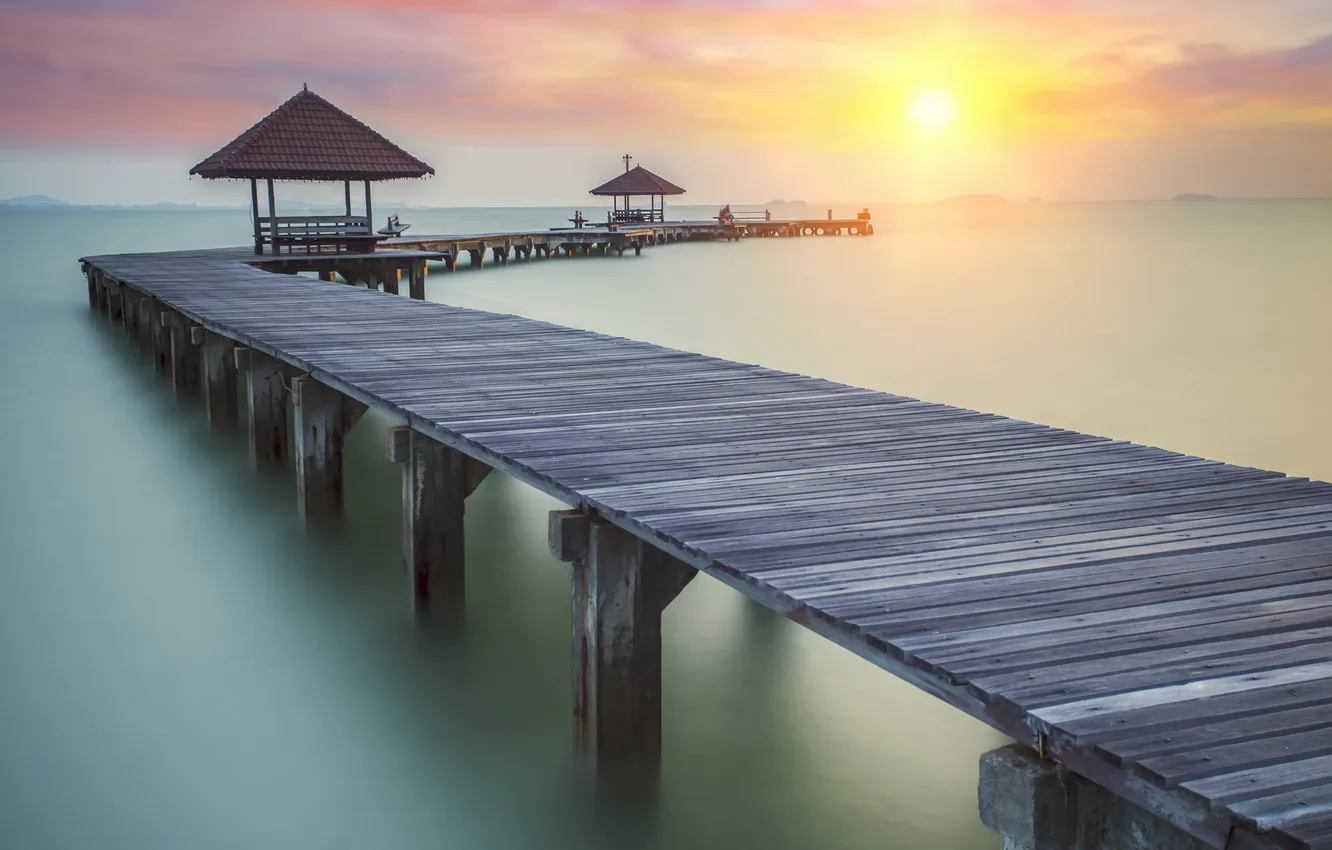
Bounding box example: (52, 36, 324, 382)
(939, 193, 1009, 204)
(1172, 193, 1219, 202)
(0, 194, 70, 208)
(763, 199, 806, 206)
(0, 195, 238, 211)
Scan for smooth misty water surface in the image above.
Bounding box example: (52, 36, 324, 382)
(1, 200, 1329, 850)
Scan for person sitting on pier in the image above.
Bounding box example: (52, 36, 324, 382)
(717, 204, 734, 224)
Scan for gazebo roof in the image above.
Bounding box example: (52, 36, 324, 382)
(190, 87, 434, 182)
(589, 166, 685, 197)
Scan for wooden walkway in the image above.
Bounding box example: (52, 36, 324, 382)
(81, 246, 1332, 850)
(382, 217, 872, 267)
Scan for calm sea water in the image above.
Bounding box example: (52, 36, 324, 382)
(1, 200, 1329, 850)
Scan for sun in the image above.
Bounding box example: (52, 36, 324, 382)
(907, 90, 958, 133)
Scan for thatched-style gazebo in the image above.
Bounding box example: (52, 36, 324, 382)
(190, 86, 434, 255)
(589, 156, 684, 225)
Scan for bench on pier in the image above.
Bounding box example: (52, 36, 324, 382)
(609, 209, 664, 224)
(377, 215, 411, 237)
(715, 206, 771, 224)
(260, 215, 385, 254)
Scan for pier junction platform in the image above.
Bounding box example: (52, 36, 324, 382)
(79, 241, 1332, 850)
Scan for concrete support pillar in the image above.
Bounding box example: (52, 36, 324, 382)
(408, 260, 427, 300)
(468, 248, 483, 269)
(165, 312, 200, 396)
(86, 269, 98, 309)
(979, 746, 1210, 850)
(238, 349, 289, 469)
(201, 331, 238, 430)
(318, 269, 335, 282)
(291, 376, 367, 525)
(548, 512, 696, 772)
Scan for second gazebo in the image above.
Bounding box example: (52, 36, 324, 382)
(589, 156, 684, 225)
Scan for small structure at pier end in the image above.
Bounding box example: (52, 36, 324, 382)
(190, 86, 434, 256)
(590, 155, 684, 224)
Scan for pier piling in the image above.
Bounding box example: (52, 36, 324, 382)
(549, 512, 696, 772)
(135, 297, 152, 354)
(106, 281, 124, 324)
(148, 299, 170, 376)
(388, 427, 494, 619)
(292, 376, 366, 525)
(382, 265, 400, 296)
(201, 331, 239, 430)
(95, 271, 109, 314)
(408, 260, 426, 300)
(238, 349, 290, 469)
(979, 746, 1210, 850)
(165, 312, 200, 395)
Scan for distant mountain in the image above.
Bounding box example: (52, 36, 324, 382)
(939, 193, 1009, 204)
(0, 197, 244, 211)
(0, 194, 70, 207)
(1172, 193, 1219, 202)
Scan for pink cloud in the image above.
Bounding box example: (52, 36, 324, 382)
(0, 0, 1328, 150)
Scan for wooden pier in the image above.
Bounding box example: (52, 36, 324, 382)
(79, 245, 1332, 850)
(383, 217, 873, 269)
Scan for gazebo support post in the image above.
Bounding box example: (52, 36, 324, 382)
(266, 179, 277, 256)
(344, 180, 352, 216)
(364, 180, 373, 236)
(250, 179, 262, 255)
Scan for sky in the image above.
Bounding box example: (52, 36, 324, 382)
(0, 0, 1329, 206)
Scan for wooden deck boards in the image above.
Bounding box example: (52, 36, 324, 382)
(82, 246, 1332, 850)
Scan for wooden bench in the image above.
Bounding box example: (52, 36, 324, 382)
(377, 215, 411, 237)
(716, 208, 771, 223)
(260, 215, 385, 254)
(609, 209, 662, 224)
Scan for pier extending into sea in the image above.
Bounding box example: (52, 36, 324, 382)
(382, 215, 874, 270)
(80, 242, 1332, 850)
